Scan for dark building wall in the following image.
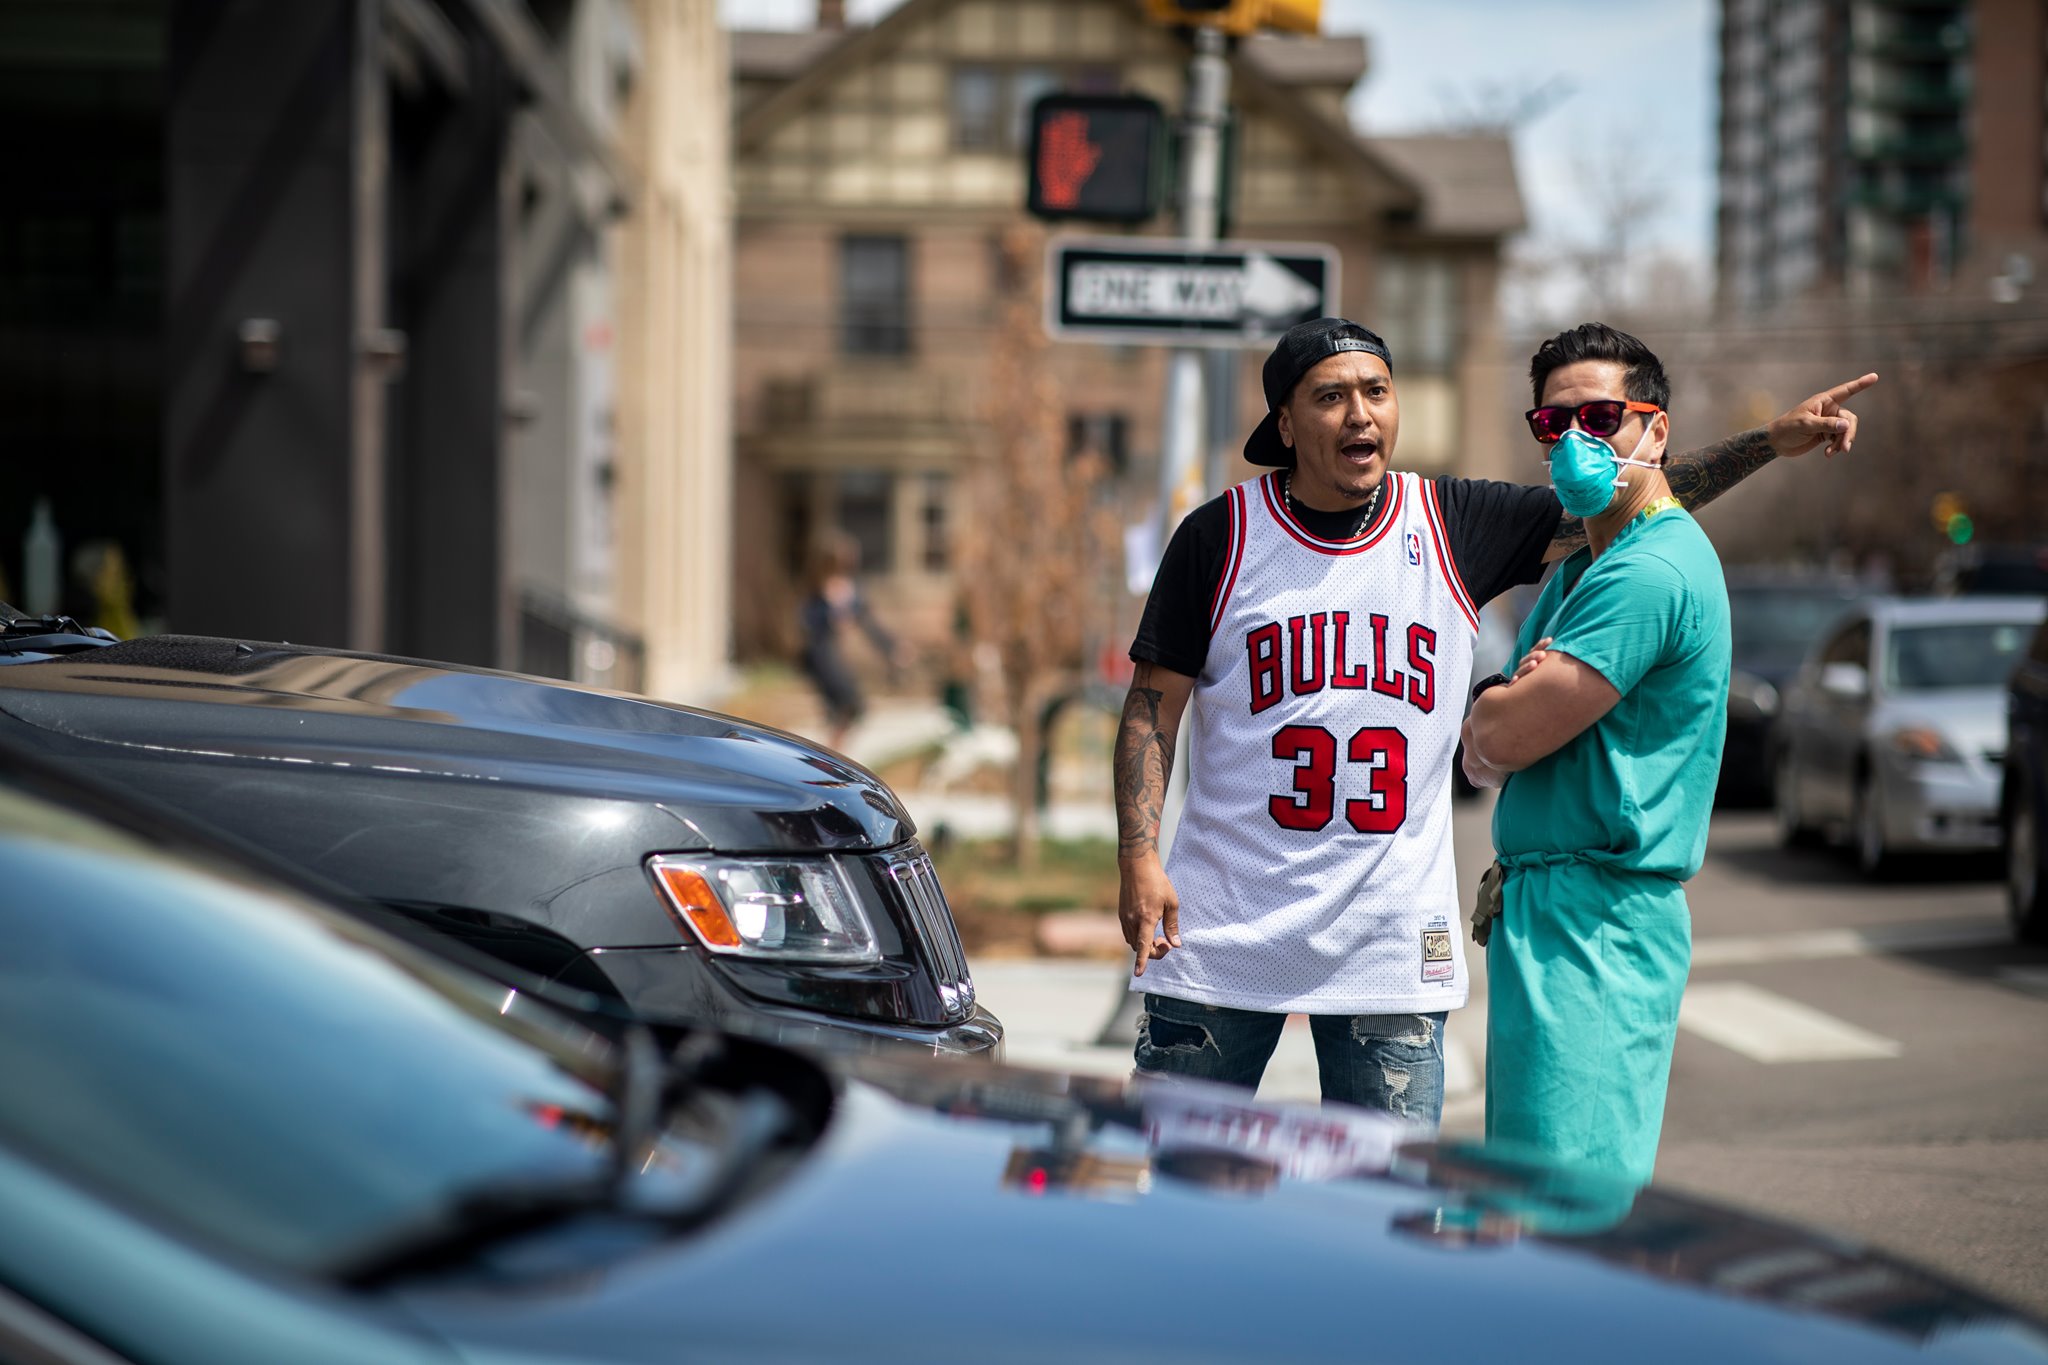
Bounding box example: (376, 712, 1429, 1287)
(384, 53, 514, 667)
(164, 0, 519, 664)
(164, 0, 361, 645)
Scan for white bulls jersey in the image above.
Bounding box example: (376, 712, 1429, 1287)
(1141, 470, 1480, 1014)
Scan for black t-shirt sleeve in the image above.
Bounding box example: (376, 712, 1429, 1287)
(1129, 494, 1233, 678)
(1433, 475, 1564, 608)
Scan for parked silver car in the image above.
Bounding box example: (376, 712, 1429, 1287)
(1775, 596, 2046, 874)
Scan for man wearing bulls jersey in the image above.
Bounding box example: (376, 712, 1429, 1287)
(1116, 317, 1873, 1122)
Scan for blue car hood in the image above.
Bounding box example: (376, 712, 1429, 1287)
(396, 1057, 2048, 1365)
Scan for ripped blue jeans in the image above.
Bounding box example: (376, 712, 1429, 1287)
(1134, 992, 1447, 1126)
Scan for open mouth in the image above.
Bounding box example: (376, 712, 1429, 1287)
(1341, 440, 1378, 465)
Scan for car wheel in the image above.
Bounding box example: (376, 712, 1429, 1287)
(1854, 775, 1891, 877)
(1774, 751, 1819, 848)
(2010, 780, 2048, 943)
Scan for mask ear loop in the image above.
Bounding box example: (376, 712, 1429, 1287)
(1610, 414, 1662, 488)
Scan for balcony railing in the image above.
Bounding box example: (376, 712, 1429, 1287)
(1855, 74, 1967, 110)
(758, 366, 978, 432)
(516, 588, 646, 694)
(1846, 181, 1967, 214)
(1850, 130, 1967, 164)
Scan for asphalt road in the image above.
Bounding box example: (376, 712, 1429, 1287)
(1443, 796, 2048, 1315)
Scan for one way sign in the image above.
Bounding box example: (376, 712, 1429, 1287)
(1045, 237, 1340, 348)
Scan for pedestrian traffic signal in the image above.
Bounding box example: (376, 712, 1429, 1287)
(1025, 94, 1165, 224)
(1143, 0, 1320, 35)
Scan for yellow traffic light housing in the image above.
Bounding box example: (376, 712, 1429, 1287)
(1144, 0, 1320, 36)
(1259, 0, 1321, 33)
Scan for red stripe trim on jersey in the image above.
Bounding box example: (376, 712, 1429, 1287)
(1419, 478, 1481, 633)
(1257, 470, 1404, 556)
(1208, 483, 1248, 635)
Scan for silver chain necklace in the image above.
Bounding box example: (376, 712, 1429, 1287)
(1284, 471, 1383, 540)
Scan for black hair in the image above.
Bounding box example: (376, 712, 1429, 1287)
(1528, 322, 1670, 411)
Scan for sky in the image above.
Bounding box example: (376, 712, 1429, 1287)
(718, 0, 1720, 294)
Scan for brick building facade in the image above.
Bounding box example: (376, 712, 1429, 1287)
(728, 0, 1524, 662)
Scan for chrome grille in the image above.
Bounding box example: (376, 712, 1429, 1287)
(880, 846, 975, 1021)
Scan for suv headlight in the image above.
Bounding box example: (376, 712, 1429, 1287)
(648, 855, 880, 963)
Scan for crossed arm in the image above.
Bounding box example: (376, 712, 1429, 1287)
(1461, 639, 1618, 785)
(1539, 374, 1879, 563)
(1115, 660, 1196, 976)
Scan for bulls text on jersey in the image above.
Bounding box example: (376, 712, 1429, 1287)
(1244, 612, 1437, 716)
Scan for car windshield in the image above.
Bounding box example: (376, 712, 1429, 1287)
(1728, 588, 1860, 671)
(0, 772, 628, 1275)
(1884, 620, 2037, 691)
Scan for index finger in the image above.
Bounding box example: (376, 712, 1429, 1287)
(1819, 373, 1879, 405)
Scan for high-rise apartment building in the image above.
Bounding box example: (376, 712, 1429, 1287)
(1715, 0, 2044, 311)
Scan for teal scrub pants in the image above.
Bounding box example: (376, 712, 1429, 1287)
(1484, 858, 1691, 1185)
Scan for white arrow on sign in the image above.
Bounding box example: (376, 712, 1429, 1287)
(1241, 252, 1322, 321)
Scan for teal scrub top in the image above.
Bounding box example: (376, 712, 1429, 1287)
(1491, 506, 1731, 881)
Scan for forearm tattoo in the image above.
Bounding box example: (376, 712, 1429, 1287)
(1114, 667, 1175, 860)
(1663, 426, 1778, 515)
(1544, 426, 1778, 556)
(1547, 515, 1589, 559)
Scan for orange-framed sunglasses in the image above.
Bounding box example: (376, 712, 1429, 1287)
(1525, 400, 1662, 445)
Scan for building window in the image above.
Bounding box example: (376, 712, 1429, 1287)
(780, 469, 900, 580)
(950, 65, 1001, 150)
(841, 234, 910, 355)
(950, 63, 1120, 152)
(920, 472, 950, 572)
(1375, 253, 1461, 375)
(836, 470, 895, 575)
(1067, 411, 1130, 475)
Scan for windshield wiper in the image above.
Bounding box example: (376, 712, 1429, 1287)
(330, 1171, 620, 1287)
(333, 1029, 794, 1287)
(334, 1025, 662, 1287)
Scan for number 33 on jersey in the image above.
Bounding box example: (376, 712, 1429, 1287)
(1146, 471, 1480, 1015)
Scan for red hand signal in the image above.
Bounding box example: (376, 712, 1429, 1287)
(1037, 112, 1103, 210)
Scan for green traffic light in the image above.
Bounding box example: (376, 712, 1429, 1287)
(1947, 513, 1975, 545)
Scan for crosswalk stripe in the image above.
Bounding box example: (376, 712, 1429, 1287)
(1678, 982, 1902, 1062)
(1689, 920, 2011, 968)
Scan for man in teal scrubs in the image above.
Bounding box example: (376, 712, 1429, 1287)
(1460, 324, 1747, 1184)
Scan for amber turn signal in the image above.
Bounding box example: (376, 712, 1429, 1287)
(650, 862, 744, 949)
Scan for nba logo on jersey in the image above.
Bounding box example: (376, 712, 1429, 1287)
(1406, 530, 1423, 566)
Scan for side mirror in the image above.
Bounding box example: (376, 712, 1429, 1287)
(1819, 660, 1869, 700)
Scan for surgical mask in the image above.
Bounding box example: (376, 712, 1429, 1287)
(1546, 420, 1660, 519)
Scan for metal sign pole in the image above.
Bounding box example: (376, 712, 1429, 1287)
(1152, 25, 1230, 558)
(1152, 23, 1229, 864)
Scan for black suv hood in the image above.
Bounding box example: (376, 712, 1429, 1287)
(0, 635, 911, 853)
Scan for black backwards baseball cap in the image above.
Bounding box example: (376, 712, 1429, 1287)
(1243, 317, 1394, 467)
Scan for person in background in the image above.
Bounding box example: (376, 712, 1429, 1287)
(798, 531, 901, 751)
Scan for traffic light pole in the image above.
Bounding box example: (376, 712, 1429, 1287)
(1152, 25, 1231, 559)
(1151, 23, 1230, 865)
